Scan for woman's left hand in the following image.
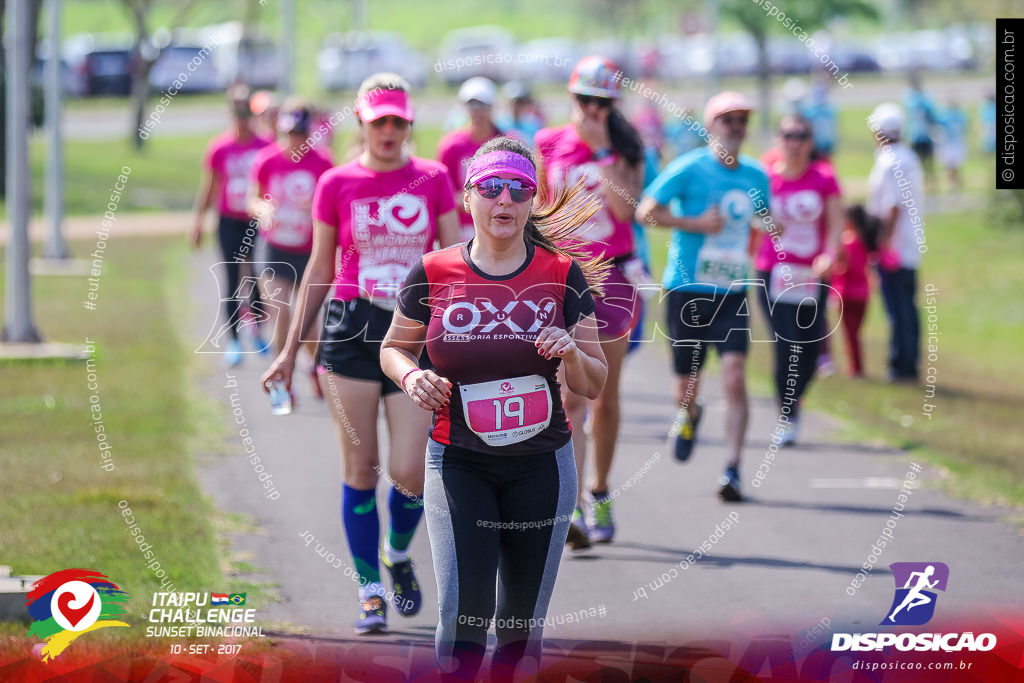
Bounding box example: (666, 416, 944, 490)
(571, 106, 611, 151)
(535, 326, 579, 361)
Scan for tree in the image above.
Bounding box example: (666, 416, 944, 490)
(721, 0, 878, 140)
(0, 0, 44, 197)
(121, 0, 203, 150)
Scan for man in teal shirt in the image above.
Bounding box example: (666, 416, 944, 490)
(637, 91, 771, 503)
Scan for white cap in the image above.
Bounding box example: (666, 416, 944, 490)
(458, 77, 496, 106)
(868, 103, 904, 139)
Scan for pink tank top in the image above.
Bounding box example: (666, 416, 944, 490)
(535, 124, 634, 260)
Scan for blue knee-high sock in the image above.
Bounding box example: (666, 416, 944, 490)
(342, 484, 380, 586)
(387, 485, 424, 555)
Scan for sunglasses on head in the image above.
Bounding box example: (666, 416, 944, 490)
(576, 95, 613, 109)
(474, 177, 536, 203)
(781, 130, 811, 141)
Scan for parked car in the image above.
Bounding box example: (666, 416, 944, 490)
(63, 34, 134, 96)
(318, 31, 427, 91)
(513, 37, 578, 84)
(437, 26, 517, 86)
(149, 42, 222, 93)
(200, 22, 281, 90)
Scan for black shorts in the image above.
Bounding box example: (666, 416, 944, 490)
(665, 289, 750, 375)
(912, 139, 934, 161)
(316, 298, 429, 395)
(255, 238, 310, 283)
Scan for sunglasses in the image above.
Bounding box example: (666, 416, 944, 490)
(576, 95, 613, 109)
(474, 177, 536, 203)
(781, 131, 812, 141)
(368, 115, 410, 129)
(719, 114, 749, 126)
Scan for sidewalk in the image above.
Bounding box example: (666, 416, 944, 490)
(187, 246, 1024, 648)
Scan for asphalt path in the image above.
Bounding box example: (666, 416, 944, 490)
(188, 245, 1023, 653)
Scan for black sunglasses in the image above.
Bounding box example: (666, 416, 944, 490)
(474, 178, 536, 203)
(781, 131, 812, 141)
(576, 95, 613, 109)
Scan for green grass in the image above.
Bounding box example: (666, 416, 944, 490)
(0, 235, 226, 629)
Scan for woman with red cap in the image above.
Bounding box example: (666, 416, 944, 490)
(261, 74, 461, 635)
(381, 135, 607, 680)
(534, 55, 645, 548)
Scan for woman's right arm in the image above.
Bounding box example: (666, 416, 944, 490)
(381, 310, 451, 412)
(260, 219, 337, 392)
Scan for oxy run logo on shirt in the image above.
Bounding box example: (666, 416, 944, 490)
(440, 297, 557, 341)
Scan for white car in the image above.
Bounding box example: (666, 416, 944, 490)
(318, 31, 427, 91)
(513, 38, 579, 83)
(437, 26, 517, 86)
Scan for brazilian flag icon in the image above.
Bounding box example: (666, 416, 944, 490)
(229, 593, 246, 606)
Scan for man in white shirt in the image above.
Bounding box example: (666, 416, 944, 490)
(867, 103, 925, 382)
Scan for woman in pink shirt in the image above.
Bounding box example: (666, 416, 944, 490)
(832, 205, 879, 377)
(192, 86, 274, 366)
(436, 77, 505, 242)
(535, 56, 645, 547)
(247, 100, 334, 394)
(261, 74, 460, 635)
(755, 113, 843, 446)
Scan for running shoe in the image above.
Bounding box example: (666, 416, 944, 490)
(780, 419, 799, 447)
(671, 404, 703, 462)
(718, 466, 743, 503)
(586, 492, 615, 544)
(354, 595, 387, 634)
(565, 508, 591, 550)
(816, 353, 836, 377)
(382, 556, 422, 617)
(224, 338, 243, 367)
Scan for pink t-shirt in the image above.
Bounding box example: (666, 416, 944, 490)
(250, 143, 334, 253)
(436, 127, 503, 241)
(312, 157, 456, 303)
(755, 161, 841, 272)
(535, 124, 634, 260)
(204, 131, 274, 219)
(832, 230, 871, 301)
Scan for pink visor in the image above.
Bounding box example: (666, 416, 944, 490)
(356, 88, 414, 123)
(465, 150, 537, 187)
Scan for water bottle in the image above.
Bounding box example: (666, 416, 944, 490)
(268, 380, 292, 416)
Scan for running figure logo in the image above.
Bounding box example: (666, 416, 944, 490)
(882, 562, 949, 626)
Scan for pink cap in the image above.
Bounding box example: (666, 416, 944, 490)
(356, 88, 414, 123)
(704, 91, 754, 125)
(465, 150, 537, 188)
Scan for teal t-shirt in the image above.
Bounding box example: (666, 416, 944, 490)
(646, 147, 770, 293)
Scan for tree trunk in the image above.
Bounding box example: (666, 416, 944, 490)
(755, 31, 772, 147)
(131, 55, 153, 149)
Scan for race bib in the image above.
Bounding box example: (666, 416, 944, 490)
(358, 264, 408, 310)
(225, 177, 249, 214)
(460, 375, 552, 447)
(770, 263, 819, 304)
(695, 246, 749, 289)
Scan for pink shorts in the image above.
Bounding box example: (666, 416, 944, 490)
(593, 261, 641, 340)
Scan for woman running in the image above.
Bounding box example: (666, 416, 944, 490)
(754, 113, 842, 445)
(380, 137, 608, 680)
(261, 74, 460, 634)
(193, 85, 274, 366)
(248, 100, 334, 396)
(534, 55, 644, 546)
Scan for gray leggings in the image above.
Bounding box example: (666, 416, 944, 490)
(423, 438, 576, 681)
